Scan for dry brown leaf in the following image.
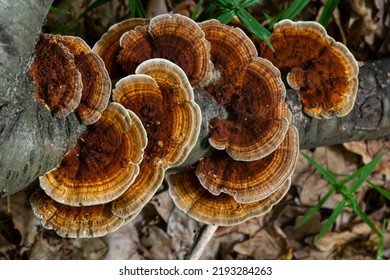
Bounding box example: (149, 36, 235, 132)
(233, 225, 287, 259)
(141, 225, 174, 259)
(344, 139, 390, 175)
(149, 190, 175, 223)
(102, 219, 144, 260)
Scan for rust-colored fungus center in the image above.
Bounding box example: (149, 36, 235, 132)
(29, 34, 82, 117)
(259, 20, 359, 118)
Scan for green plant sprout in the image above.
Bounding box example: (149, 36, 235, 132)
(318, 0, 340, 27)
(79, 0, 145, 19)
(296, 151, 389, 258)
(194, 0, 339, 51)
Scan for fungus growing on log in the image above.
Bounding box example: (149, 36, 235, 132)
(30, 34, 111, 124)
(39, 102, 147, 207)
(29, 34, 83, 118)
(165, 19, 299, 228)
(92, 18, 150, 79)
(199, 20, 290, 161)
(30, 102, 148, 237)
(167, 169, 291, 226)
(196, 126, 299, 203)
(30, 188, 125, 238)
(118, 14, 212, 87)
(111, 58, 202, 218)
(259, 19, 359, 119)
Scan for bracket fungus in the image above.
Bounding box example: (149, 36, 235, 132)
(30, 34, 111, 124)
(199, 20, 290, 161)
(259, 19, 359, 119)
(30, 102, 148, 237)
(167, 169, 291, 226)
(93, 14, 212, 87)
(28, 14, 307, 237)
(118, 14, 212, 87)
(196, 126, 299, 203)
(92, 18, 150, 80)
(38, 102, 147, 206)
(111, 58, 202, 218)
(166, 126, 298, 225)
(164, 19, 299, 228)
(29, 34, 82, 118)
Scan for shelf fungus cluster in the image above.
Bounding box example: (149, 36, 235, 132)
(167, 20, 299, 226)
(29, 14, 358, 236)
(29, 34, 111, 124)
(30, 57, 202, 237)
(259, 20, 359, 119)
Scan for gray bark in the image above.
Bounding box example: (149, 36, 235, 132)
(0, 0, 85, 197)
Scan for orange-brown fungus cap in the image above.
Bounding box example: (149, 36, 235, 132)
(118, 14, 212, 87)
(30, 188, 124, 238)
(199, 20, 289, 161)
(29, 34, 82, 117)
(111, 58, 201, 218)
(259, 20, 359, 119)
(92, 18, 150, 79)
(52, 35, 111, 124)
(39, 102, 147, 207)
(167, 167, 291, 226)
(195, 126, 299, 203)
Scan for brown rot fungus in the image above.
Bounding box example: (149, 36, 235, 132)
(38, 102, 147, 206)
(111, 58, 202, 218)
(29, 34, 83, 118)
(92, 18, 150, 80)
(165, 19, 299, 227)
(30, 34, 111, 124)
(259, 19, 359, 119)
(167, 169, 292, 226)
(30, 102, 148, 237)
(199, 20, 291, 161)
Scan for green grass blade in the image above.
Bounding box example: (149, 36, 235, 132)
(353, 205, 382, 237)
(191, 0, 205, 20)
(78, 0, 111, 18)
(52, 22, 78, 34)
(376, 219, 387, 260)
(196, 3, 217, 21)
(50, 6, 70, 15)
(295, 186, 336, 228)
(314, 199, 347, 242)
(236, 8, 273, 50)
(134, 0, 146, 18)
(268, 0, 311, 29)
(279, 0, 311, 20)
(318, 0, 340, 27)
(210, 0, 234, 8)
(216, 9, 235, 24)
(239, 0, 260, 9)
(301, 152, 339, 186)
(339, 152, 385, 185)
(129, 0, 136, 18)
(367, 181, 390, 200)
(349, 151, 386, 193)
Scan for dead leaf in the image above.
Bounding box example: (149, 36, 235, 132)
(233, 224, 287, 259)
(149, 190, 175, 223)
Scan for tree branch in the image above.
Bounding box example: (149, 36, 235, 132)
(0, 0, 85, 197)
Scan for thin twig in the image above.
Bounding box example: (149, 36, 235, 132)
(185, 224, 218, 260)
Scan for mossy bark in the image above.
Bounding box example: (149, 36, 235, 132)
(0, 0, 85, 197)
